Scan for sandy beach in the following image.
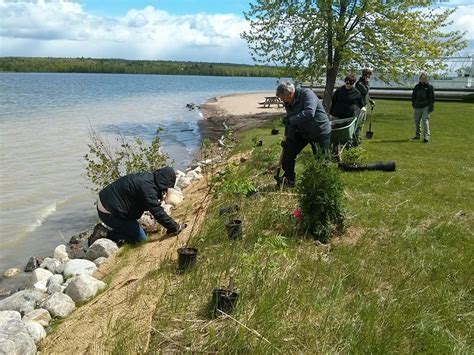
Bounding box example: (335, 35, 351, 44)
(198, 91, 285, 139)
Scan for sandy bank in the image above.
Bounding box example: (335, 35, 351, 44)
(198, 91, 285, 140)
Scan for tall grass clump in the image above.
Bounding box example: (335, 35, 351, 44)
(297, 154, 344, 242)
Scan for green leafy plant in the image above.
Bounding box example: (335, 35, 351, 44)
(297, 155, 344, 242)
(84, 128, 169, 192)
(341, 147, 367, 165)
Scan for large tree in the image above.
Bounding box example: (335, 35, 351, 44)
(242, 0, 466, 109)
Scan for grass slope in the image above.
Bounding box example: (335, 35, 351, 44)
(130, 100, 473, 352)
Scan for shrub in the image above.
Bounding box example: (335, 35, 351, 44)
(297, 154, 344, 242)
(84, 128, 169, 192)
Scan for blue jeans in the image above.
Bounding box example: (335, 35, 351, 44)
(98, 210, 147, 244)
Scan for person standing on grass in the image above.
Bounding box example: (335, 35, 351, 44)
(329, 74, 364, 119)
(92, 166, 187, 245)
(355, 68, 376, 109)
(276, 82, 331, 188)
(411, 72, 435, 143)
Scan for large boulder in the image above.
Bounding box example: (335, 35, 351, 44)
(46, 274, 64, 295)
(53, 244, 69, 263)
(63, 259, 97, 279)
(30, 268, 53, 284)
(42, 293, 75, 318)
(85, 239, 118, 261)
(40, 258, 63, 274)
(22, 308, 51, 327)
(0, 310, 36, 355)
(24, 321, 46, 343)
(0, 289, 47, 314)
(65, 274, 106, 304)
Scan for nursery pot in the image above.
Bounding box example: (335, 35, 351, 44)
(212, 288, 239, 315)
(271, 129, 279, 135)
(177, 247, 198, 272)
(225, 219, 243, 240)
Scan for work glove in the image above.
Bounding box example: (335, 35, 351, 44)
(166, 223, 188, 235)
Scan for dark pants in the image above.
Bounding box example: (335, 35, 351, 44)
(98, 210, 147, 244)
(282, 131, 331, 183)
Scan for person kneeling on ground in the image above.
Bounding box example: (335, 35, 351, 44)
(93, 166, 187, 245)
(276, 81, 332, 188)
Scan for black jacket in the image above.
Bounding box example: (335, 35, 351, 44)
(99, 167, 179, 232)
(284, 88, 331, 142)
(355, 77, 370, 107)
(412, 82, 435, 112)
(330, 86, 363, 119)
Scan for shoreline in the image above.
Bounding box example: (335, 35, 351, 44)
(0, 91, 284, 298)
(197, 91, 284, 141)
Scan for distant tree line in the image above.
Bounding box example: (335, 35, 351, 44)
(0, 57, 282, 77)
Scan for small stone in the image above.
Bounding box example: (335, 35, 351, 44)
(22, 308, 51, 327)
(53, 244, 69, 263)
(24, 320, 46, 343)
(85, 239, 118, 261)
(33, 280, 48, 293)
(3, 268, 21, 278)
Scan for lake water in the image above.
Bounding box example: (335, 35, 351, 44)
(0, 72, 277, 278)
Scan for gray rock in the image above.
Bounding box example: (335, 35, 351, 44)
(69, 231, 89, 245)
(24, 256, 44, 272)
(40, 258, 62, 274)
(65, 274, 106, 303)
(93, 257, 107, 267)
(0, 310, 21, 322)
(85, 238, 118, 261)
(63, 259, 97, 279)
(42, 293, 75, 318)
(0, 311, 36, 355)
(53, 244, 69, 263)
(0, 290, 47, 315)
(30, 268, 53, 284)
(24, 321, 46, 343)
(46, 274, 64, 295)
(3, 268, 21, 278)
(32, 280, 48, 293)
(22, 308, 51, 327)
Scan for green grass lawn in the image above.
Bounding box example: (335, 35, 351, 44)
(141, 100, 473, 353)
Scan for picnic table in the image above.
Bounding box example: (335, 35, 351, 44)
(259, 96, 283, 108)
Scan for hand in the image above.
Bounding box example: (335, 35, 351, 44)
(369, 99, 375, 107)
(166, 223, 187, 235)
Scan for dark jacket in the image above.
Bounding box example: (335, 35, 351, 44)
(330, 86, 363, 119)
(412, 82, 435, 112)
(355, 77, 370, 107)
(98, 167, 179, 232)
(284, 88, 331, 142)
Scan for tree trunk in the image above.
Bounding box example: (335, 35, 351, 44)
(323, 65, 338, 112)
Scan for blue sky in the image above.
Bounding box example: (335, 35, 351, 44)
(0, 0, 473, 64)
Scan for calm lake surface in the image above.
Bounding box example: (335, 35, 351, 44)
(0, 72, 277, 278)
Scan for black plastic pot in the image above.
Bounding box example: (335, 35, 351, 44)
(225, 219, 243, 240)
(271, 129, 279, 135)
(219, 204, 240, 216)
(177, 247, 198, 272)
(212, 288, 239, 315)
(338, 161, 396, 172)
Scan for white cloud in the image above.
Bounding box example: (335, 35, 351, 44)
(0, 1, 253, 63)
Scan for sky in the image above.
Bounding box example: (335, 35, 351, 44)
(0, 0, 473, 65)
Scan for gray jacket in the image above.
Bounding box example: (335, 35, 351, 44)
(284, 88, 331, 141)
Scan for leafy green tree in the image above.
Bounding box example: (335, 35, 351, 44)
(242, 0, 467, 109)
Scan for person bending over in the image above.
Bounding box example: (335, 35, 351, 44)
(276, 81, 331, 188)
(330, 74, 363, 119)
(95, 166, 187, 245)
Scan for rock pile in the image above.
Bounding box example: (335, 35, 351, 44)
(0, 163, 207, 353)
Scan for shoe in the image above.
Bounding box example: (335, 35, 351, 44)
(411, 136, 420, 140)
(423, 139, 429, 143)
(282, 178, 295, 188)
